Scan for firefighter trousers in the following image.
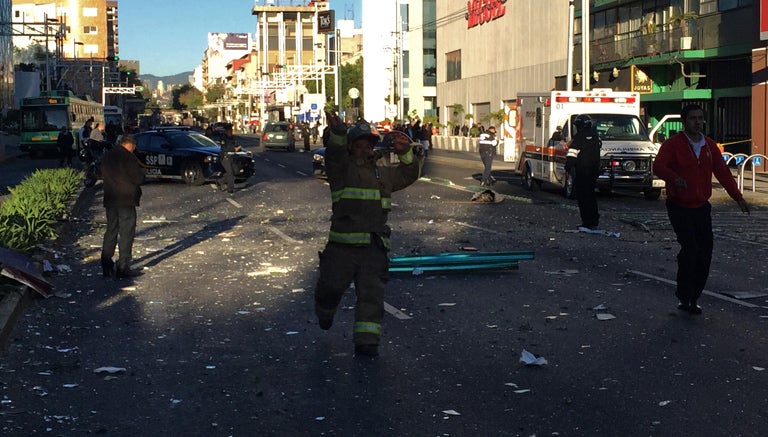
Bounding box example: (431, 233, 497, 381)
(574, 167, 600, 228)
(315, 239, 390, 346)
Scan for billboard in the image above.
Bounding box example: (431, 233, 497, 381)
(207, 33, 252, 81)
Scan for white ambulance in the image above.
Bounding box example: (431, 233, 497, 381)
(501, 89, 665, 200)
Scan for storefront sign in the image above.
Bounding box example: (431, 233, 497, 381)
(630, 65, 653, 93)
(318, 10, 335, 34)
(466, 0, 507, 29)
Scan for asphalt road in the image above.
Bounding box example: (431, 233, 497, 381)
(1, 137, 767, 435)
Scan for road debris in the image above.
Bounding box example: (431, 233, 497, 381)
(596, 313, 617, 321)
(520, 349, 548, 366)
(442, 409, 461, 416)
(93, 366, 127, 374)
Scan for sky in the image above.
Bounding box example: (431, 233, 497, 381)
(119, 0, 362, 77)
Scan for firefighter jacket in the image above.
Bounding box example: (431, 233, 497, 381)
(325, 132, 422, 249)
(478, 131, 498, 148)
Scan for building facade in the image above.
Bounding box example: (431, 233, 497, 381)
(436, 0, 569, 132)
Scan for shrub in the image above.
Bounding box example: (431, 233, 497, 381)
(0, 168, 81, 252)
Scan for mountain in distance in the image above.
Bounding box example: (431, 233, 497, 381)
(140, 71, 193, 90)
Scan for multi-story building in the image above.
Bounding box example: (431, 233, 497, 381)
(0, 0, 12, 111)
(362, 0, 437, 123)
(435, 1, 569, 133)
(572, 0, 755, 158)
(11, 0, 120, 102)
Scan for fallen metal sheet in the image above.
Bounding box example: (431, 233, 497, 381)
(0, 247, 53, 298)
(389, 261, 519, 273)
(390, 251, 534, 266)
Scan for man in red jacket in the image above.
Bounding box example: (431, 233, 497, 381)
(653, 104, 750, 314)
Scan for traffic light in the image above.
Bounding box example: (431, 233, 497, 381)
(125, 70, 132, 76)
(107, 55, 119, 62)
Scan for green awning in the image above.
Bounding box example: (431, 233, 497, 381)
(640, 89, 712, 102)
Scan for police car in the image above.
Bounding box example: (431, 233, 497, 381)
(134, 127, 254, 186)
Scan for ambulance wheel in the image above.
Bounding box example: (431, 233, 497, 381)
(522, 165, 538, 191)
(563, 171, 575, 199)
(644, 188, 662, 201)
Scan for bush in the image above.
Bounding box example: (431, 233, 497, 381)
(0, 168, 81, 252)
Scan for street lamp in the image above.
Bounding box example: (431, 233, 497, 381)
(73, 40, 84, 60)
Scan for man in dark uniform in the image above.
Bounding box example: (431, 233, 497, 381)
(100, 134, 145, 279)
(565, 115, 602, 229)
(56, 126, 75, 167)
(218, 123, 240, 194)
(478, 125, 499, 186)
(315, 112, 423, 358)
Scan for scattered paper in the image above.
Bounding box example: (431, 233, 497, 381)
(658, 400, 672, 406)
(753, 366, 765, 371)
(286, 331, 299, 335)
(43, 260, 54, 272)
(520, 349, 548, 366)
(442, 410, 461, 416)
(460, 246, 478, 251)
(514, 389, 531, 394)
(56, 264, 72, 273)
(596, 313, 616, 321)
(545, 269, 579, 275)
(438, 303, 456, 307)
(62, 384, 78, 388)
(93, 366, 126, 374)
(592, 304, 607, 311)
(412, 268, 424, 276)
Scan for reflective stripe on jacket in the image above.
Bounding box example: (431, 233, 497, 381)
(324, 131, 422, 248)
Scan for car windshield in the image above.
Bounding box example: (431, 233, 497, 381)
(168, 132, 219, 148)
(266, 124, 289, 133)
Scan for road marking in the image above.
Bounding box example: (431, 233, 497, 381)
(384, 302, 412, 319)
(226, 198, 242, 208)
(455, 221, 507, 235)
(278, 163, 287, 168)
(629, 270, 759, 308)
(268, 226, 302, 244)
(296, 170, 308, 176)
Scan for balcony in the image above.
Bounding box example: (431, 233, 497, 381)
(575, 7, 751, 68)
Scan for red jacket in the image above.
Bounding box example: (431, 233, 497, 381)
(653, 132, 743, 208)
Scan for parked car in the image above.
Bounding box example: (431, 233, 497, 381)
(312, 137, 412, 177)
(133, 127, 254, 186)
(261, 122, 296, 151)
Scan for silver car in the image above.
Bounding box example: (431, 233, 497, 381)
(261, 122, 296, 152)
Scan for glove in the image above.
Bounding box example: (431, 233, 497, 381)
(384, 131, 413, 155)
(325, 111, 347, 136)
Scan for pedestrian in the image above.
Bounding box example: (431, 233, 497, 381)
(218, 123, 241, 194)
(565, 115, 602, 230)
(56, 126, 75, 167)
(452, 123, 460, 136)
(100, 134, 145, 279)
(90, 122, 105, 144)
(79, 117, 93, 148)
(315, 112, 423, 358)
(478, 125, 499, 186)
(312, 122, 320, 144)
(302, 122, 311, 152)
(653, 104, 750, 314)
(460, 122, 469, 137)
(418, 122, 432, 157)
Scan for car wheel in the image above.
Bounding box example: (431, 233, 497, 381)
(182, 161, 205, 186)
(563, 171, 575, 199)
(644, 188, 662, 201)
(522, 164, 538, 191)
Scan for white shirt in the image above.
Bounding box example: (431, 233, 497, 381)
(684, 133, 706, 158)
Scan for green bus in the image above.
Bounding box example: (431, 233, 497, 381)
(20, 90, 105, 157)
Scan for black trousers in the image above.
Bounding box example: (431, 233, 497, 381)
(102, 206, 137, 271)
(666, 201, 713, 304)
(479, 144, 495, 185)
(221, 155, 235, 192)
(575, 167, 600, 228)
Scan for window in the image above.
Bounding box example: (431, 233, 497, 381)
(82, 7, 97, 17)
(718, 0, 752, 10)
(424, 48, 436, 86)
(83, 26, 97, 34)
(446, 50, 461, 82)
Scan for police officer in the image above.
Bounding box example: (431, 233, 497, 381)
(218, 123, 240, 194)
(478, 125, 499, 186)
(565, 115, 602, 229)
(315, 112, 423, 358)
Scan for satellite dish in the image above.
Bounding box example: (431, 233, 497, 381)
(348, 87, 360, 100)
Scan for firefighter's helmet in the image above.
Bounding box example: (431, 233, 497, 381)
(573, 114, 593, 130)
(347, 120, 380, 145)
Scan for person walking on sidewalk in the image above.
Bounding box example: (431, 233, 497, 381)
(565, 115, 602, 229)
(653, 104, 750, 314)
(478, 125, 499, 186)
(314, 112, 423, 358)
(100, 134, 145, 279)
(56, 126, 75, 167)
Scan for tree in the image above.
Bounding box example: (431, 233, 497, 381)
(482, 109, 505, 127)
(174, 84, 203, 111)
(206, 83, 226, 104)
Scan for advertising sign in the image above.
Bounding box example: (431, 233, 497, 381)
(207, 33, 252, 81)
(630, 65, 653, 94)
(318, 10, 335, 34)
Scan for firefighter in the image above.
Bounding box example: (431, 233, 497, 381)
(315, 112, 423, 358)
(565, 115, 602, 229)
(218, 123, 241, 194)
